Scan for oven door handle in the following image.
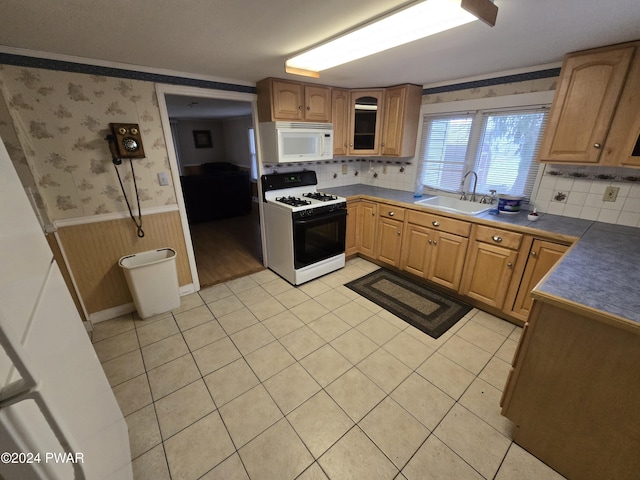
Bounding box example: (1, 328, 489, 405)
(294, 209, 346, 225)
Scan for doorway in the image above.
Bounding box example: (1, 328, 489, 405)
(156, 85, 265, 290)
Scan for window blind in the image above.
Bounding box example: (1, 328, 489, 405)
(419, 115, 473, 193)
(418, 107, 548, 200)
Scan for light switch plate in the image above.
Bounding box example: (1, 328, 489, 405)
(158, 172, 169, 186)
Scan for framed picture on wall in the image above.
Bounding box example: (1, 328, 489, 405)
(193, 130, 212, 148)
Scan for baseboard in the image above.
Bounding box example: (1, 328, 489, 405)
(89, 283, 197, 324)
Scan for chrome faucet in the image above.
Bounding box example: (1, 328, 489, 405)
(461, 170, 478, 202)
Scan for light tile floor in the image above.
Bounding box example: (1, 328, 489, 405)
(91, 258, 566, 480)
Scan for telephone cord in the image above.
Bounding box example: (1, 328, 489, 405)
(114, 158, 145, 237)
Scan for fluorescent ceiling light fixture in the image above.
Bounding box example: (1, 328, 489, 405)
(285, 0, 497, 77)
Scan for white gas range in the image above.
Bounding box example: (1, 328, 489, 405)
(261, 171, 347, 285)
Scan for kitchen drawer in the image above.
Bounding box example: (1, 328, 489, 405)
(406, 210, 471, 237)
(475, 225, 522, 250)
(378, 204, 405, 221)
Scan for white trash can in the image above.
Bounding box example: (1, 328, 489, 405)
(119, 248, 180, 319)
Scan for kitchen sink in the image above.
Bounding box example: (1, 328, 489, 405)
(414, 196, 492, 216)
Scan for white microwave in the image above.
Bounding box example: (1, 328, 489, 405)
(260, 121, 333, 163)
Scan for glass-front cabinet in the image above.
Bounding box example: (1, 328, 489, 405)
(349, 90, 384, 155)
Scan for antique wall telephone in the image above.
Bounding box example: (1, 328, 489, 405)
(105, 123, 146, 237)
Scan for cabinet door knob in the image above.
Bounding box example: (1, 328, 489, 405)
(432, 221, 440, 227)
(428, 239, 432, 244)
(389, 211, 394, 216)
(298, 105, 303, 110)
(433, 240, 438, 246)
(507, 262, 513, 267)
(306, 106, 310, 110)
(531, 251, 537, 256)
(397, 230, 401, 235)
(492, 235, 503, 243)
(594, 143, 601, 149)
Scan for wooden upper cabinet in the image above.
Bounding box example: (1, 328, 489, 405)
(349, 89, 385, 155)
(599, 43, 640, 167)
(332, 88, 350, 156)
(538, 43, 635, 164)
(304, 85, 332, 122)
(257, 78, 331, 122)
(380, 84, 423, 157)
(257, 79, 423, 157)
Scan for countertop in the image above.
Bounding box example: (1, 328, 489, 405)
(324, 185, 640, 324)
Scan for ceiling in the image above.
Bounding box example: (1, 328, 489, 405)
(1, 0, 640, 91)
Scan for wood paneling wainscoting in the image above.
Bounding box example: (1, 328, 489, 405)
(56, 210, 192, 317)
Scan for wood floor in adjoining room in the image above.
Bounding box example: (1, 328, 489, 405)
(189, 205, 263, 288)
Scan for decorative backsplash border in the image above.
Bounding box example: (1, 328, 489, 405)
(545, 166, 640, 182)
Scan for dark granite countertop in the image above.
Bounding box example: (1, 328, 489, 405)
(324, 185, 640, 324)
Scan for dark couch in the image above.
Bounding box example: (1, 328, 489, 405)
(180, 162, 252, 223)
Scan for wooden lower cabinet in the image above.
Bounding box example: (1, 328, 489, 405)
(504, 238, 569, 322)
(350, 200, 574, 327)
(460, 225, 522, 309)
(501, 299, 640, 479)
(429, 231, 468, 290)
(376, 205, 405, 267)
(357, 200, 377, 257)
(400, 224, 467, 290)
(400, 224, 432, 277)
(345, 201, 358, 256)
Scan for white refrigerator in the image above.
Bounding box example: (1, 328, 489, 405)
(0, 137, 132, 479)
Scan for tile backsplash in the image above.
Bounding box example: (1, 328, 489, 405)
(532, 164, 640, 227)
(265, 161, 640, 228)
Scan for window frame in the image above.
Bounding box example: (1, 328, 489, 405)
(416, 91, 555, 201)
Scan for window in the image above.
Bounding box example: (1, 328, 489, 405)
(418, 107, 548, 200)
(248, 127, 257, 181)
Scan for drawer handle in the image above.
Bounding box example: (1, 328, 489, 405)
(389, 211, 395, 216)
(432, 221, 440, 227)
(492, 235, 503, 243)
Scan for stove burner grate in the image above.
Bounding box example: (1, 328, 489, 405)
(302, 192, 338, 202)
(275, 196, 312, 207)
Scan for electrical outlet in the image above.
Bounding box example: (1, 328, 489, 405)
(342, 164, 348, 175)
(383, 165, 387, 174)
(603, 186, 619, 202)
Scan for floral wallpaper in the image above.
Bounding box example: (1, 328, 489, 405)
(422, 76, 558, 104)
(0, 65, 176, 222)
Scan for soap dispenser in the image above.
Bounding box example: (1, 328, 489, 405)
(488, 190, 499, 215)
